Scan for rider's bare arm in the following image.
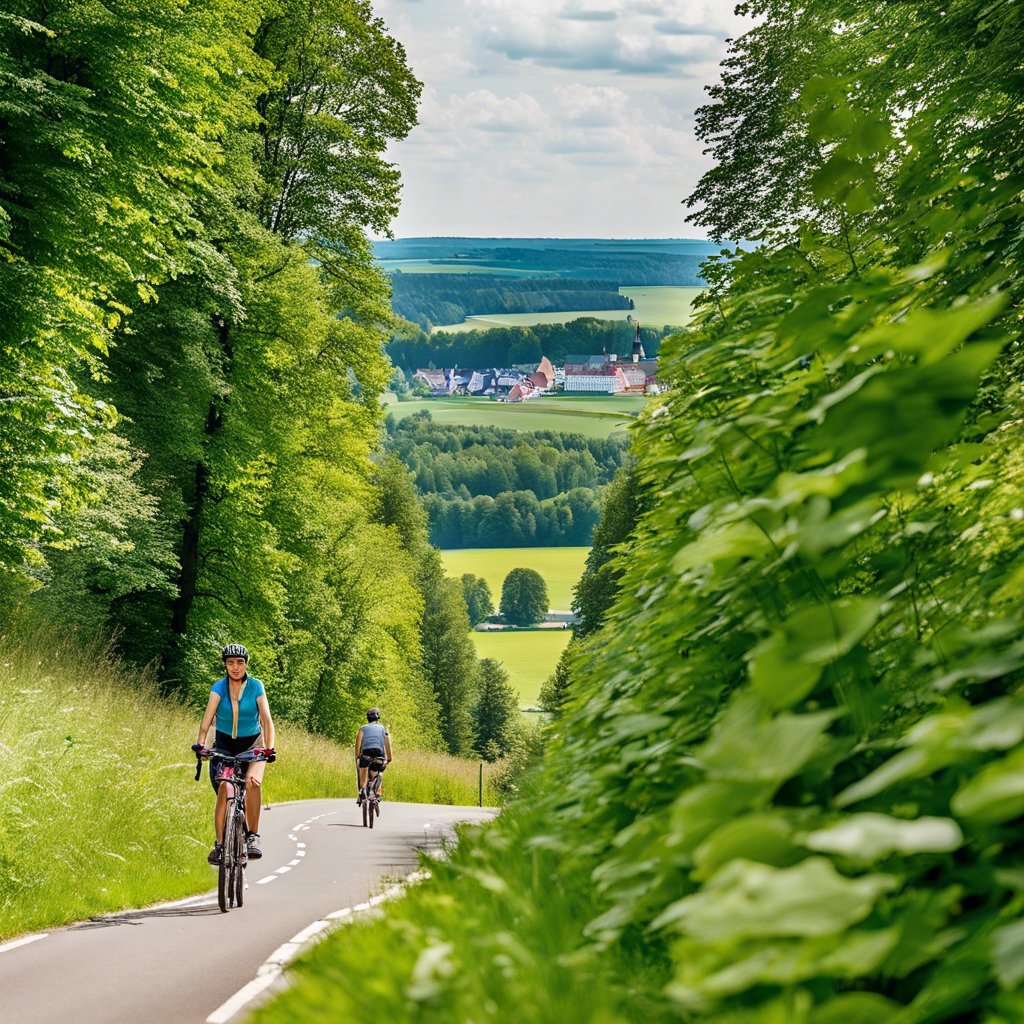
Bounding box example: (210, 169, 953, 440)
(257, 694, 275, 749)
(384, 734, 393, 764)
(197, 692, 220, 748)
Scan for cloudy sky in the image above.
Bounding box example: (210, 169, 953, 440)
(371, 0, 753, 239)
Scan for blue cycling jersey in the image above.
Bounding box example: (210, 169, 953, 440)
(212, 676, 265, 739)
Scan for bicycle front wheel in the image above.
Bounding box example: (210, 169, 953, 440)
(218, 810, 234, 913)
(233, 818, 245, 907)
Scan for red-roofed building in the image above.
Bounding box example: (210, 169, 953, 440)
(563, 362, 628, 393)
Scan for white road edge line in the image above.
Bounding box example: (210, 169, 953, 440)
(205, 870, 431, 1024)
(256, 876, 276, 885)
(0, 934, 48, 955)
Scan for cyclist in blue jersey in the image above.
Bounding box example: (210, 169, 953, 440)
(195, 643, 276, 864)
(355, 707, 392, 805)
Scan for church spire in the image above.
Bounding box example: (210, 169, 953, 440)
(632, 324, 646, 363)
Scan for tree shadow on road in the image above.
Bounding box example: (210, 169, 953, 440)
(73, 900, 222, 929)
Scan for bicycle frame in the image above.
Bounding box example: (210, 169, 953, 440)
(359, 763, 385, 827)
(194, 748, 270, 911)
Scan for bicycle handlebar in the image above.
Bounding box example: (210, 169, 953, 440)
(192, 745, 276, 781)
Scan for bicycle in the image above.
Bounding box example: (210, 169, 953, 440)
(193, 746, 273, 912)
(357, 757, 386, 829)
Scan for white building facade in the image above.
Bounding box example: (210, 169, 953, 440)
(563, 363, 627, 393)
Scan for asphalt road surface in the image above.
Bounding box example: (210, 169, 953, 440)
(0, 799, 495, 1024)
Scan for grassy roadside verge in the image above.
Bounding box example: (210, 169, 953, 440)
(0, 628, 498, 941)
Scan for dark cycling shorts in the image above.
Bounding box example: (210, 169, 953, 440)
(359, 748, 386, 770)
(209, 732, 261, 794)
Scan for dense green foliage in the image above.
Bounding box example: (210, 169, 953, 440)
(422, 487, 601, 548)
(499, 568, 549, 626)
(369, 457, 480, 757)
(471, 658, 519, 761)
(390, 274, 628, 330)
(540, 462, 647, 714)
(459, 574, 494, 627)
(385, 413, 624, 547)
(257, 2, 1024, 1021)
(387, 416, 626, 498)
(571, 462, 646, 641)
(388, 317, 667, 371)
(0, 1, 457, 752)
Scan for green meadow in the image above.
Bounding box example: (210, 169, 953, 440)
(385, 395, 644, 438)
(432, 284, 703, 333)
(440, 546, 589, 610)
(441, 547, 588, 707)
(470, 629, 572, 708)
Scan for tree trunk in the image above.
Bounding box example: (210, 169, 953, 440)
(167, 321, 231, 645)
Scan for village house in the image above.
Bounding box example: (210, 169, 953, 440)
(563, 358, 629, 394)
(413, 368, 452, 395)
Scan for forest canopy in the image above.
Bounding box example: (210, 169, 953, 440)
(389, 274, 629, 331)
(0, 0, 468, 752)
(384, 414, 627, 547)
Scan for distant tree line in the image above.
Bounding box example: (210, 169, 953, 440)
(384, 414, 626, 546)
(424, 489, 601, 548)
(388, 318, 670, 371)
(386, 414, 626, 498)
(390, 275, 628, 330)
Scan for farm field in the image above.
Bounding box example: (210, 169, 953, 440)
(470, 629, 572, 708)
(441, 546, 589, 610)
(378, 261, 559, 277)
(431, 284, 703, 333)
(384, 395, 644, 437)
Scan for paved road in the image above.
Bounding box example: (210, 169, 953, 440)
(0, 799, 494, 1024)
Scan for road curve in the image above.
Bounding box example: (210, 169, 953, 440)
(0, 799, 495, 1024)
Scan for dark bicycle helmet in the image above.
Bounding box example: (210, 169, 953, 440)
(366, 707, 381, 722)
(222, 643, 249, 662)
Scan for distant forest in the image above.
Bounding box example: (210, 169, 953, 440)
(391, 275, 629, 330)
(388, 318, 671, 371)
(374, 237, 717, 287)
(384, 413, 628, 547)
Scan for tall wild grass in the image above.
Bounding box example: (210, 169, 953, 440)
(0, 625, 497, 940)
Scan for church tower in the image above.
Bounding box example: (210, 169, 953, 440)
(632, 324, 646, 363)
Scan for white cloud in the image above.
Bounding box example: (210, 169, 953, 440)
(555, 84, 629, 126)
